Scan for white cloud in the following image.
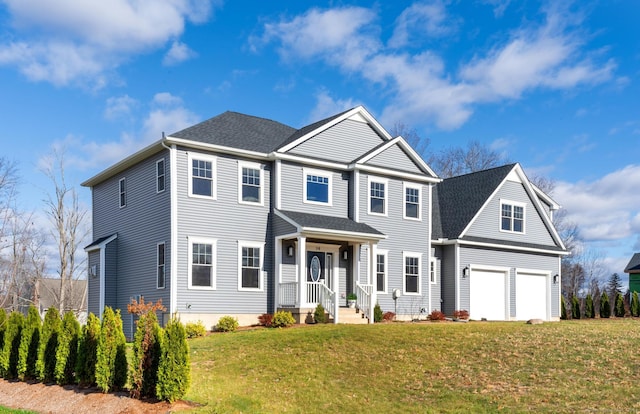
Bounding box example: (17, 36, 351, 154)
(104, 95, 138, 120)
(0, 0, 216, 87)
(388, 1, 454, 48)
(308, 90, 358, 123)
(163, 41, 196, 66)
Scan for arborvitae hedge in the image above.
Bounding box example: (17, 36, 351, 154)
(156, 318, 191, 403)
(55, 311, 81, 385)
(374, 303, 383, 323)
(0, 308, 7, 355)
(560, 296, 568, 320)
(76, 312, 101, 386)
(96, 307, 128, 393)
(130, 312, 163, 399)
(600, 291, 611, 318)
(18, 305, 41, 380)
(37, 307, 62, 382)
(1, 311, 24, 379)
(584, 294, 595, 319)
(631, 292, 640, 317)
(571, 296, 581, 319)
(614, 293, 625, 317)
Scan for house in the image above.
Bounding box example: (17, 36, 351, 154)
(82, 106, 565, 336)
(432, 164, 567, 321)
(624, 253, 640, 295)
(35, 277, 88, 323)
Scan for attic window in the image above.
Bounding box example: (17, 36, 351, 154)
(501, 200, 525, 233)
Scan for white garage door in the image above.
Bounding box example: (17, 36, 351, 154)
(470, 269, 507, 320)
(516, 272, 548, 320)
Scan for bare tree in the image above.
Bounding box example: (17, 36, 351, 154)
(431, 140, 509, 178)
(390, 121, 431, 159)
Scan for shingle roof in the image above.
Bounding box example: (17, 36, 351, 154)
(85, 234, 117, 250)
(277, 210, 384, 238)
(170, 111, 297, 153)
(432, 164, 517, 239)
(625, 253, 640, 272)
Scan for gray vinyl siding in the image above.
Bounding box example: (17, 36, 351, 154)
(458, 246, 560, 318)
(91, 150, 171, 335)
(288, 119, 385, 163)
(280, 161, 349, 218)
(280, 245, 296, 284)
(273, 214, 296, 237)
(87, 251, 100, 316)
(466, 180, 556, 246)
(359, 174, 432, 317)
(175, 150, 273, 315)
(366, 144, 424, 175)
(438, 245, 456, 316)
(430, 258, 442, 312)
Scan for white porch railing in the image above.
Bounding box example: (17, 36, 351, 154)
(308, 282, 336, 319)
(279, 282, 298, 307)
(356, 283, 373, 320)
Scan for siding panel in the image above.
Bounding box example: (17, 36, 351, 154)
(87, 251, 100, 316)
(366, 144, 423, 174)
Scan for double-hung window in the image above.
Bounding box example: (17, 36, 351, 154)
(403, 252, 422, 295)
(156, 159, 165, 193)
(238, 161, 263, 205)
(119, 178, 126, 208)
(376, 251, 388, 293)
(157, 243, 165, 289)
(188, 237, 216, 289)
(303, 168, 332, 205)
(238, 241, 264, 291)
(500, 200, 525, 233)
(189, 154, 216, 199)
(404, 182, 421, 220)
(368, 177, 387, 216)
(429, 259, 436, 284)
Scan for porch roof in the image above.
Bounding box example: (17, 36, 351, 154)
(276, 210, 386, 241)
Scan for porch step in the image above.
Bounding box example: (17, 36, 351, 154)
(335, 307, 369, 324)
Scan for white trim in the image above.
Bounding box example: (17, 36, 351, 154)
(187, 152, 217, 200)
(169, 145, 178, 314)
(300, 226, 387, 241)
(237, 160, 265, 206)
(237, 240, 265, 291)
(375, 249, 388, 294)
(367, 176, 388, 217)
(515, 268, 551, 321)
(187, 236, 217, 290)
(354, 163, 441, 183)
(355, 136, 438, 178)
(273, 152, 348, 170)
(403, 181, 422, 221)
(156, 158, 166, 194)
(275, 159, 282, 210)
(433, 238, 570, 256)
(499, 199, 526, 234)
(303, 167, 333, 206)
(455, 244, 460, 311)
(402, 251, 422, 296)
(429, 258, 437, 284)
(84, 233, 118, 319)
(354, 169, 360, 222)
(167, 136, 269, 160)
(156, 242, 166, 289)
(118, 177, 126, 208)
(468, 264, 511, 320)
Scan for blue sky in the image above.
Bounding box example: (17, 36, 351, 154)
(1, 1, 638, 280)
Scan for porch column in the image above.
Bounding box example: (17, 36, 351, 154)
(333, 252, 339, 324)
(297, 236, 306, 308)
(368, 241, 377, 324)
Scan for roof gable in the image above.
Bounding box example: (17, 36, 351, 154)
(359, 136, 437, 176)
(625, 253, 640, 273)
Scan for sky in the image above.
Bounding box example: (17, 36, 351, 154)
(0, 0, 638, 282)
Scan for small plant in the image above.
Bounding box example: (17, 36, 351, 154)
(560, 295, 568, 320)
(157, 318, 190, 403)
(614, 293, 625, 317)
(631, 291, 639, 317)
(271, 311, 295, 328)
(453, 310, 469, 320)
(584, 294, 595, 318)
(216, 316, 239, 332)
(428, 310, 446, 321)
(600, 291, 611, 318)
(258, 313, 273, 327)
(314, 304, 327, 324)
(347, 293, 357, 301)
(382, 311, 395, 321)
(373, 303, 383, 323)
(185, 321, 207, 338)
(571, 296, 581, 319)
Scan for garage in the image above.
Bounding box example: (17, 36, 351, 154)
(469, 268, 508, 320)
(516, 271, 548, 320)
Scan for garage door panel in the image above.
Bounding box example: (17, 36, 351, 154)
(516, 273, 548, 320)
(470, 270, 507, 321)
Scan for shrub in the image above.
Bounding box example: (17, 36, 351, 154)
(96, 307, 128, 393)
(18, 305, 41, 380)
(0, 308, 6, 352)
(216, 316, 239, 332)
(571, 296, 581, 319)
(185, 321, 207, 338)
(1, 311, 24, 379)
(55, 311, 81, 385)
(130, 312, 163, 399)
(373, 303, 383, 323)
(600, 292, 611, 318)
(37, 307, 62, 382)
(258, 313, 273, 327)
(453, 310, 470, 320)
(314, 304, 327, 324)
(584, 294, 595, 319)
(631, 292, 640, 317)
(271, 311, 295, 328)
(347, 293, 357, 301)
(76, 313, 101, 386)
(382, 311, 395, 322)
(157, 318, 190, 403)
(428, 310, 446, 321)
(615, 293, 625, 317)
(560, 296, 568, 320)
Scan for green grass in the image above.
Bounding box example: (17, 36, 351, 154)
(185, 319, 640, 413)
(0, 407, 37, 414)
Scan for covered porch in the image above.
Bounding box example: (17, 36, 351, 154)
(274, 210, 386, 324)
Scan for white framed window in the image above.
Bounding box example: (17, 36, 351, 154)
(238, 241, 265, 291)
(376, 250, 388, 293)
(119, 178, 126, 208)
(156, 159, 165, 193)
(238, 161, 264, 205)
(157, 242, 165, 289)
(188, 237, 216, 290)
(500, 199, 526, 233)
(429, 258, 436, 284)
(368, 176, 388, 216)
(403, 182, 421, 220)
(403, 252, 422, 295)
(188, 153, 217, 199)
(303, 168, 332, 205)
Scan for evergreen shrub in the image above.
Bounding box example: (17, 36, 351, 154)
(76, 313, 101, 386)
(216, 316, 239, 332)
(374, 303, 383, 323)
(95, 307, 128, 393)
(1, 311, 24, 379)
(614, 293, 625, 317)
(130, 312, 163, 399)
(560, 296, 568, 320)
(631, 291, 640, 317)
(571, 296, 581, 319)
(271, 311, 295, 328)
(18, 305, 41, 380)
(157, 318, 191, 403)
(314, 304, 327, 324)
(37, 307, 62, 382)
(55, 311, 81, 385)
(184, 321, 207, 338)
(600, 292, 611, 318)
(584, 294, 595, 319)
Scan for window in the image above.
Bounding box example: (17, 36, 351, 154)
(157, 243, 165, 289)
(429, 259, 436, 284)
(238, 161, 263, 205)
(119, 178, 126, 208)
(156, 159, 165, 193)
(238, 242, 264, 291)
(189, 154, 216, 199)
(368, 177, 388, 216)
(403, 252, 422, 295)
(501, 200, 525, 233)
(404, 182, 421, 220)
(188, 237, 216, 289)
(303, 168, 332, 205)
(376, 251, 387, 293)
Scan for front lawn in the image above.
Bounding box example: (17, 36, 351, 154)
(186, 319, 640, 413)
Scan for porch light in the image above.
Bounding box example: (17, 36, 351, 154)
(462, 266, 470, 278)
(287, 245, 294, 257)
(553, 274, 559, 284)
(343, 249, 348, 260)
